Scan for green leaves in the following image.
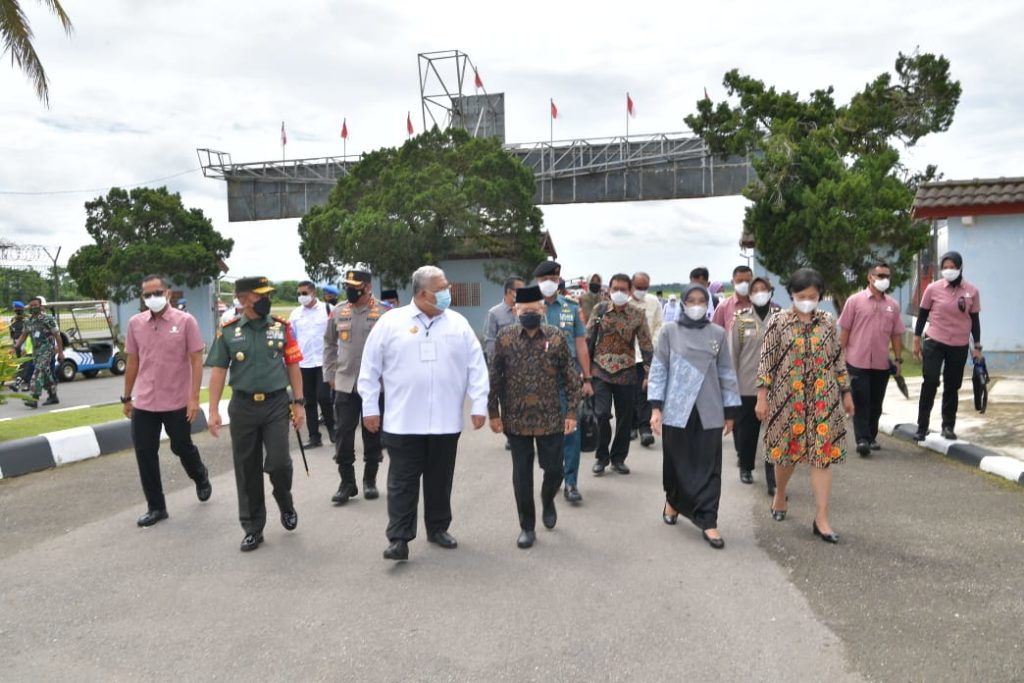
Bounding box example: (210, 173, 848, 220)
(1, 0, 74, 107)
(298, 127, 544, 288)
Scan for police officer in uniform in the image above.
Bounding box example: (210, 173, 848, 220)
(206, 277, 306, 552)
(14, 296, 64, 408)
(323, 269, 388, 504)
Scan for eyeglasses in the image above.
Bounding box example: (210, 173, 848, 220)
(142, 290, 165, 299)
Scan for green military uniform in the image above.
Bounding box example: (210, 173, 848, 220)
(20, 306, 60, 405)
(205, 277, 303, 541)
(9, 311, 26, 354)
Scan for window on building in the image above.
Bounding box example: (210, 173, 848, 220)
(449, 282, 480, 307)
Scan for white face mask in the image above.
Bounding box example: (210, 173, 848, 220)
(873, 278, 890, 293)
(750, 292, 771, 307)
(794, 299, 818, 314)
(609, 291, 631, 307)
(297, 294, 313, 306)
(538, 280, 559, 298)
(734, 281, 751, 297)
(941, 268, 960, 282)
(684, 305, 708, 321)
(633, 289, 647, 300)
(144, 296, 167, 312)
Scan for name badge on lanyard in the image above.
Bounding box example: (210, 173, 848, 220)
(420, 341, 437, 362)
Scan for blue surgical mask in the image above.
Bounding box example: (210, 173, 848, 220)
(433, 288, 451, 311)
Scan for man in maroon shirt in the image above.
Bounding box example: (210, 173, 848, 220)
(123, 274, 211, 527)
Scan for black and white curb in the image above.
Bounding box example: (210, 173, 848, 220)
(878, 416, 1024, 486)
(0, 400, 231, 480)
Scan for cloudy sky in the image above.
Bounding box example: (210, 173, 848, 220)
(2, 0, 1022, 288)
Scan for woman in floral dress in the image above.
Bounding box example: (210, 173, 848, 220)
(755, 269, 854, 543)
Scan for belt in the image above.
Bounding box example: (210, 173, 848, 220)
(233, 388, 287, 402)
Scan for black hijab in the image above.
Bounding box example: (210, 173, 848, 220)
(940, 251, 964, 287)
(677, 283, 711, 329)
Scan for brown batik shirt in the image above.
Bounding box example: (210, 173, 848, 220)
(586, 301, 654, 384)
(488, 323, 582, 436)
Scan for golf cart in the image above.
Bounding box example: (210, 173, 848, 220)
(44, 300, 126, 381)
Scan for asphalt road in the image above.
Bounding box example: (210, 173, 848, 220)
(1, 420, 1022, 681)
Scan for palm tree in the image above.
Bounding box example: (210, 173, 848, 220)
(1, 0, 73, 107)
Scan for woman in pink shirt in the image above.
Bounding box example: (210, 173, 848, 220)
(912, 251, 983, 441)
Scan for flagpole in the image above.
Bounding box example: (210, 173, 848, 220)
(626, 92, 630, 141)
(549, 98, 554, 176)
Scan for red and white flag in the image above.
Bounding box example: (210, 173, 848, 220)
(341, 118, 348, 140)
(407, 112, 414, 136)
(280, 121, 287, 146)
(474, 67, 484, 92)
(550, 99, 558, 120)
(627, 92, 636, 118)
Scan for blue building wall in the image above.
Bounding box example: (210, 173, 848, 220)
(111, 283, 220, 348)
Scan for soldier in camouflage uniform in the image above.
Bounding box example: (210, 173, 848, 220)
(14, 296, 63, 409)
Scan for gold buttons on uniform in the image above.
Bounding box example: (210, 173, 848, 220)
(235, 351, 246, 361)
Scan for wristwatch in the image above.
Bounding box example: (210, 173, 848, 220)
(119, 395, 132, 404)
(291, 398, 306, 406)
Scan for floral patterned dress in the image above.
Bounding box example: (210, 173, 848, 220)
(757, 309, 849, 468)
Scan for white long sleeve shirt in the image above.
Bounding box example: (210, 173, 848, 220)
(634, 293, 663, 361)
(358, 302, 489, 435)
(288, 300, 330, 368)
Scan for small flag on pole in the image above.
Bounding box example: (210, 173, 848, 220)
(341, 118, 348, 140)
(281, 121, 287, 146)
(474, 67, 483, 92)
(407, 112, 414, 137)
(550, 99, 558, 120)
(627, 92, 636, 118)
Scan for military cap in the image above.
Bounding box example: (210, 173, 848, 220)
(380, 289, 398, 300)
(343, 270, 372, 286)
(533, 260, 561, 277)
(515, 285, 544, 304)
(12, 300, 24, 309)
(322, 285, 340, 295)
(235, 276, 275, 294)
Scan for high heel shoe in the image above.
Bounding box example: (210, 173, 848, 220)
(770, 507, 786, 522)
(812, 520, 839, 544)
(662, 503, 678, 525)
(701, 530, 725, 549)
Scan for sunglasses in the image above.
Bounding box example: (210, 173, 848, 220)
(142, 290, 165, 299)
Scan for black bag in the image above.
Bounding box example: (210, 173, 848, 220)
(972, 358, 989, 414)
(580, 396, 599, 452)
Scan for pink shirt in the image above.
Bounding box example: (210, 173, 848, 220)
(711, 294, 749, 332)
(838, 288, 905, 370)
(125, 306, 204, 411)
(919, 279, 980, 347)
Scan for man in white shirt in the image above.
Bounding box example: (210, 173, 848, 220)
(631, 272, 663, 447)
(289, 280, 335, 448)
(358, 265, 490, 561)
(663, 295, 680, 323)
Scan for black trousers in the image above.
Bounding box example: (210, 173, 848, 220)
(507, 433, 564, 531)
(381, 432, 460, 542)
(227, 392, 294, 535)
(333, 390, 385, 483)
(732, 395, 760, 472)
(847, 365, 890, 443)
(131, 407, 207, 512)
(593, 376, 636, 464)
(663, 411, 722, 530)
(918, 338, 969, 432)
(632, 365, 652, 434)
(300, 366, 334, 442)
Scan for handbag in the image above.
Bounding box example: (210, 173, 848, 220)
(579, 396, 599, 452)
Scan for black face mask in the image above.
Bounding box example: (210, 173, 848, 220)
(28, 307, 41, 316)
(252, 296, 272, 317)
(519, 312, 543, 330)
(346, 286, 363, 304)
(589, 282, 601, 294)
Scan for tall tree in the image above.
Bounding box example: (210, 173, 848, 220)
(298, 127, 546, 287)
(1, 0, 73, 107)
(685, 51, 960, 310)
(67, 187, 234, 302)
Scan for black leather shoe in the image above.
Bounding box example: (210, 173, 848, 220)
(281, 508, 298, 531)
(812, 520, 839, 544)
(542, 500, 557, 530)
(240, 531, 264, 552)
(640, 431, 655, 447)
(23, 399, 38, 409)
(516, 530, 536, 549)
(739, 470, 753, 484)
(856, 440, 871, 456)
(702, 530, 725, 549)
(427, 530, 458, 549)
(328, 430, 337, 444)
(912, 430, 928, 441)
(662, 503, 678, 525)
(383, 540, 408, 560)
(43, 394, 59, 405)
(302, 439, 323, 449)
(611, 461, 630, 475)
(941, 427, 957, 440)
(870, 440, 881, 451)
(592, 460, 608, 475)
(136, 509, 169, 527)
(629, 429, 638, 441)
(331, 482, 358, 505)
(363, 480, 379, 500)
(771, 507, 787, 522)
(195, 470, 212, 502)
(564, 485, 582, 504)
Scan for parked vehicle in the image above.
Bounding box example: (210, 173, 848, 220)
(43, 300, 126, 381)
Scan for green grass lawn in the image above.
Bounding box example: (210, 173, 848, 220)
(0, 387, 231, 442)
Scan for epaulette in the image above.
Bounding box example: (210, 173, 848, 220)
(221, 316, 240, 326)
(271, 315, 289, 324)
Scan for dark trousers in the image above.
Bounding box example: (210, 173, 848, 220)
(848, 365, 890, 443)
(918, 338, 969, 432)
(732, 395, 760, 472)
(508, 433, 564, 531)
(381, 432, 460, 542)
(593, 376, 636, 464)
(227, 392, 294, 534)
(300, 366, 334, 442)
(632, 365, 652, 434)
(334, 390, 385, 483)
(131, 407, 207, 512)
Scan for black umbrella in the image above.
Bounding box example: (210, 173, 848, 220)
(889, 359, 910, 399)
(973, 358, 989, 414)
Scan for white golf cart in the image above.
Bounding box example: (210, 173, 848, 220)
(44, 300, 127, 381)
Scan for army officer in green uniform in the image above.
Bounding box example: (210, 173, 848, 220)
(206, 277, 306, 552)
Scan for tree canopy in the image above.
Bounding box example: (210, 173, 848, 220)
(1, 0, 73, 107)
(298, 127, 546, 287)
(67, 187, 233, 302)
(685, 51, 960, 309)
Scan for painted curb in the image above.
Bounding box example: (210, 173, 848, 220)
(884, 421, 1023, 486)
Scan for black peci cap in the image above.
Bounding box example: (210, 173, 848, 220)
(515, 285, 544, 303)
(380, 289, 398, 300)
